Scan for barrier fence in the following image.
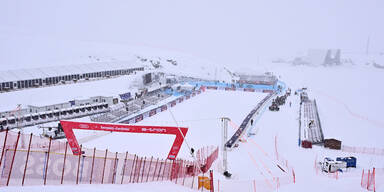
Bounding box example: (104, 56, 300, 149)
(361, 168, 376, 191)
(341, 145, 384, 156)
(0, 130, 219, 188)
(226, 92, 276, 148)
(120, 87, 205, 125)
(361, 168, 384, 192)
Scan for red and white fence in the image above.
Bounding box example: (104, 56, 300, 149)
(361, 168, 376, 191)
(342, 145, 384, 156)
(0, 130, 219, 188)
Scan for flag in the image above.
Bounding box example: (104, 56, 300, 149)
(119, 92, 131, 100)
(10, 104, 22, 115)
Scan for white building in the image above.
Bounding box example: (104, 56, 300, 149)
(0, 61, 144, 92)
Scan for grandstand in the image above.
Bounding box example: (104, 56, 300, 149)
(299, 92, 324, 144)
(236, 73, 278, 85)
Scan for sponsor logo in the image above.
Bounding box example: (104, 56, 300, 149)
(141, 128, 167, 133)
(79, 124, 89, 129)
(100, 126, 130, 131)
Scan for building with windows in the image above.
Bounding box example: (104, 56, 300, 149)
(0, 96, 117, 130)
(0, 61, 144, 92)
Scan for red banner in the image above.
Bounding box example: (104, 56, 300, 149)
(243, 88, 255, 92)
(60, 121, 188, 160)
(225, 87, 236, 91)
(206, 86, 218, 90)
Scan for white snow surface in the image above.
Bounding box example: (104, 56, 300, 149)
(1, 0, 384, 191)
(1, 182, 197, 192)
(1, 60, 384, 191)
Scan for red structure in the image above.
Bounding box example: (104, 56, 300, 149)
(60, 120, 188, 160)
(301, 140, 312, 148)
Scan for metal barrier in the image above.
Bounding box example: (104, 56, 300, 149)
(226, 92, 276, 148)
(342, 145, 384, 156)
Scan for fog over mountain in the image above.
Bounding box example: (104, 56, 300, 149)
(1, 0, 383, 69)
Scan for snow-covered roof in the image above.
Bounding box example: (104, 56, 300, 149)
(0, 60, 142, 82)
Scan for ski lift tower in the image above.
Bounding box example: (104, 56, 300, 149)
(221, 117, 230, 174)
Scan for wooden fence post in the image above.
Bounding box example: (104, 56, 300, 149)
(129, 155, 137, 183)
(161, 159, 168, 181)
(146, 156, 153, 182)
(22, 133, 33, 186)
(152, 158, 159, 182)
(136, 157, 143, 183)
(101, 149, 108, 184)
(373, 167, 376, 192)
(140, 157, 147, 182)
(112, 152, 118, 184)
(0, 128, 9, 169)
(209, 170, 214, 192)
(157, 160, 163, 181)
(293, 168, 296, 183)
(43, 136, 52, 185)
(89, 147, 96, 184)
(121, 151, 128, 184)
(76, 145, 82, 184)
(6, 131, 20, 186)
(132, 156, 139, 183)
(60, 142, 68, 184)
(169, 159, 174, 181)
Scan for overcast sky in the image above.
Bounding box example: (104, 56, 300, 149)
(0, 0, 383, 68)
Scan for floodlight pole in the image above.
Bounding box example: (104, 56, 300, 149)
(221, 117, 230, 173)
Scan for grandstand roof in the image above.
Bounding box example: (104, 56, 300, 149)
(0, 60, 143, 82)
